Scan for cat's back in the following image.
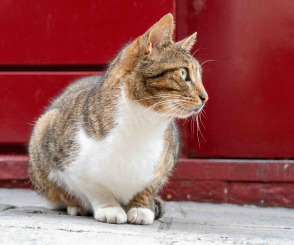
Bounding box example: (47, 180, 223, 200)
(48, 75, 102, 111)
(30, 74, 102, 149)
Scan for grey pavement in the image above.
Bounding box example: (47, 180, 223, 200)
(0, 188, 293, 245)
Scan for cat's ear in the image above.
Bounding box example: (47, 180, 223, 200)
(175, 32, 197, 52)
(145, 13, 175, 54)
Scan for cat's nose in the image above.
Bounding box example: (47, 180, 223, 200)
(199, 92, 208, 103)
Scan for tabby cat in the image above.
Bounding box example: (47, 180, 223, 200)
(29, 13, 208, 225)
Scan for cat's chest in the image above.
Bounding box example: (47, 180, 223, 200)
(70, 124, 166, 203)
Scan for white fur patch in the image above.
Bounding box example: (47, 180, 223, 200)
(95, 207, 127, 224)
(49, 88, 169, 213)
(127, 207, 154, 225)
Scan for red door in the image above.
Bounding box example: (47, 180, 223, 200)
(1, 0, 294, 207)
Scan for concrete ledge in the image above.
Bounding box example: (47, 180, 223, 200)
(0, 188, 294, 244)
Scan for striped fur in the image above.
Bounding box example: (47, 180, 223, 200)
(29, 13, 208, 225)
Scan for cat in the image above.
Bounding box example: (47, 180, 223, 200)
(28, 13, 208, 225)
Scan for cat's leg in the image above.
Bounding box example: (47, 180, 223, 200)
(126, 186, 160, 225)
(86, 184, 127, 224)
(60, 193, 88, 216)
(45, 183, 89, 216)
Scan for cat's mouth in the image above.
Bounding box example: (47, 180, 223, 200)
(192, 104, 205, 113)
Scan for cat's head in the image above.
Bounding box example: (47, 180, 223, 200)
(118, 13, 208, 119)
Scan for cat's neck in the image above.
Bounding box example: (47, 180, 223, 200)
(115, 87, 171, 137)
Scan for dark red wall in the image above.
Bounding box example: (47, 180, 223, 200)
(178, 0, 294, 158)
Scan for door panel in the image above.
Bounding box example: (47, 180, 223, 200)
(0, 72, 100, 143)
(178, 0, 294, 158)
(0, 0, 175, 64)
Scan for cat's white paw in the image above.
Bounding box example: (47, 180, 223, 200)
(94, 207, 127, 224)
(67, 206, 79, 216)
(127, 207, 154, 225)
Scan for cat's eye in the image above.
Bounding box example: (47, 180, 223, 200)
(180, 68, 191, 83)
(180, 68, 187, 80)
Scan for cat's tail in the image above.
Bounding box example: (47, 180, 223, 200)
(154, 196, 165, 220)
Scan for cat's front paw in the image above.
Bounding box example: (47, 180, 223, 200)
(94, 207, 127, 224)
(127, 207, 154, 225)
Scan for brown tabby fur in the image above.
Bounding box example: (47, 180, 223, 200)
(29, 13, 208, 222)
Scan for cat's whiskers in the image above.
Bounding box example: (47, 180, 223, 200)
(178, 105, 187, 118)
(169, 105, 182, 123)
(183, 117, 189, 126)
(151, 104, 180, 126)
(202, 109, 207, 119)
(194, 112, 206, 149)
(192, 48, 200, 57)
(138, 95, 195, 117)
(198, 114, 205, 142)
(28, 120, 37, 126)
(150, 103, 177, 119)
(200, 59, 216, 67)
(191, 115, 195, 135)
(137, 94, 182, 102)
(136, 94, 183, 115)
(140, 98, 182, 116)
(149, 101, 182, 122)
(149, 106, 176, 128)
(139, 96, 186, 117)
(163, 103, 187, 129)
(151, 104, 174, 121)
(151, 99, 187, 126)
(199, 111, 206, 131)
(195, 115, 200, 148)
(150, 97, 197, 124)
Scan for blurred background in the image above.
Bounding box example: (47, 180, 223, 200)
(0, 0, 293, 207)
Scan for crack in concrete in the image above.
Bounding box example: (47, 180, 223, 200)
(0, 205, 16, 212)
(0, 224, 147, 237)
(158, 218, 173, 232)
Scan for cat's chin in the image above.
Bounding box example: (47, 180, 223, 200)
(170, 111, 196, 119)
(170, 106, 204, 119)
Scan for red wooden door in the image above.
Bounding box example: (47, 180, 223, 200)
(1, 0, 294, 207)
(168, 0, 294, 207)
